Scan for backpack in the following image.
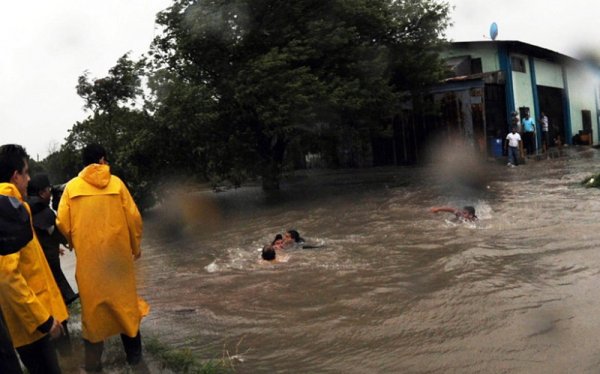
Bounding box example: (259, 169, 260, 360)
(0, 195, 33, 255)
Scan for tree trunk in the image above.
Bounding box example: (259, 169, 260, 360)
(261, 167, 280, 190)
(260, 137, 286, 191)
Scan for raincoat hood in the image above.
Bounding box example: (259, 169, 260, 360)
(79, 164, 111, 189)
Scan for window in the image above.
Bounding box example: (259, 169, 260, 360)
(511, 56, 526, 73)
(582, 110, 592, 131)
(471, 58, 482, 74)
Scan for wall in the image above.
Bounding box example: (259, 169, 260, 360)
(511, 53, 536, 119)
(534, 59, 564, 89)
(564, 62, 600, 142)
(442, 44, 500, 73)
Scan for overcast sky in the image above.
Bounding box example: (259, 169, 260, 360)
(446, 0, 600, 58)
(2, 0, 599, 160)
(0, 1, 171, 160)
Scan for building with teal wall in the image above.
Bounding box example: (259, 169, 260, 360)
(441, 41, 600, 150)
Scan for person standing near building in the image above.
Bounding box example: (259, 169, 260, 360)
(510, 111, 521, 133)
(522, 112, 536, 155)
(0, 144, 68, 374)
(540, 112, 550, 153)
(505, 126, 522, 167)
(56, 144, 149, 371)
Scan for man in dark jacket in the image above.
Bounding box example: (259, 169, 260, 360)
(27, 174, 77, 356)
(0, 161, 34, 374)
(27, 174, 78, 305)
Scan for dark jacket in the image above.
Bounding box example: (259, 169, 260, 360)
(27, 196, 67, 252)
(0, 195, 33, 255)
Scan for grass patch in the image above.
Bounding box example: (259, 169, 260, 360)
(67, 298, 82, 315)
(144, 337, 234, 374)
(582, 174, 600, 187)
(63, 300, 236, 373)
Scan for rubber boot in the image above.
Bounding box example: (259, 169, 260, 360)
(83, 339, 103, 372)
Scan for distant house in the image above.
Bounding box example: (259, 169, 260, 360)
(437, 40, 600, 154)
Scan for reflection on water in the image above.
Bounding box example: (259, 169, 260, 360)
(137, 147, 600, 373)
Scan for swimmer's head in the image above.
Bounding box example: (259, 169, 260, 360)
(463, 206, 476, 219)
(262, 245, 276, 261)
(285, 229, 303, 243)
(272, 234, 283, 245)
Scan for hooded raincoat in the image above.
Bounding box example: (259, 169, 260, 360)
(56, 164, 148, 342)
(0, 183, 68, 348)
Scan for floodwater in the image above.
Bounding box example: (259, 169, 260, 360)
(132, 146, 600, 373)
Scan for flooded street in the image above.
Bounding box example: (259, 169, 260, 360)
(133, 147, 600, 373)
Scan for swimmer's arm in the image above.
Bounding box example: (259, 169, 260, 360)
(430, 206, 458, 214)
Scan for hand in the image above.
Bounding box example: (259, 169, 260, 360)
(59, 247, 65, 256)
(430, 207, 438, 213)
(49, 319, 64, 340)
(133, 252, 141, 261)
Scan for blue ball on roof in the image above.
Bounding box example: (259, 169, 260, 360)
(490, 22, 498, 40)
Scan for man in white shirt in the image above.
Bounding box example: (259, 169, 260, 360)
(540, 112, 549, 153)
(505, 127, 522, 167)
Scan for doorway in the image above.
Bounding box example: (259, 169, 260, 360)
(537, 85, 565, 146)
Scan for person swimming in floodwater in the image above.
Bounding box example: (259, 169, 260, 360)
(262, 245, 277, 261)
(265, 229, 321, 257)
(272, 234, 283, 247)
(261, 244, 290, 263)
(430, 206, 478, 222)
(283, 229, 304, 246)
(270, 230, 304, 251)
(262, 230, 302, 262)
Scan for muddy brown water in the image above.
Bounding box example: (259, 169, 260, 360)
(74, 147, 600, 373)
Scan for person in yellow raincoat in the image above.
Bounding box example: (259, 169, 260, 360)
(0, 144, 68, 374)
(56, 143, 149, 371)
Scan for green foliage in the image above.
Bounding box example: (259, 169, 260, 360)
(77, 54, 146, 115)
(38, 142, 81, 185)
(582, 174, 600, 188)
(46, 0, 451, 205)
(44, 54, 160, 210)
(148, 0, 451, 189)
(144, 337, 233, 374)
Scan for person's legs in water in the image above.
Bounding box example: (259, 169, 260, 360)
(512, 147, 519, 166)
(121, 331, 142, 365)
(83, 339, 103, 372)
(16, 335, 61, 374)
(55, 320, 72, 357)
(0, 311, 22, 374)
(508, 147, 518, 166)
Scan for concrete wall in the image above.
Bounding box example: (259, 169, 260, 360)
(443, 44, 500, 73)
(534, 59, 564, 89)
(511, 53, 536, 119)
(564, 62, 600, 142)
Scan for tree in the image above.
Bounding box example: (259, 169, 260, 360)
(150, 0, 451, 189)
(55, 54, 159, 209)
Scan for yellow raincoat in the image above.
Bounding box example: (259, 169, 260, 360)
(0, 183, 68, 347)
(56, 164, 148, 343)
